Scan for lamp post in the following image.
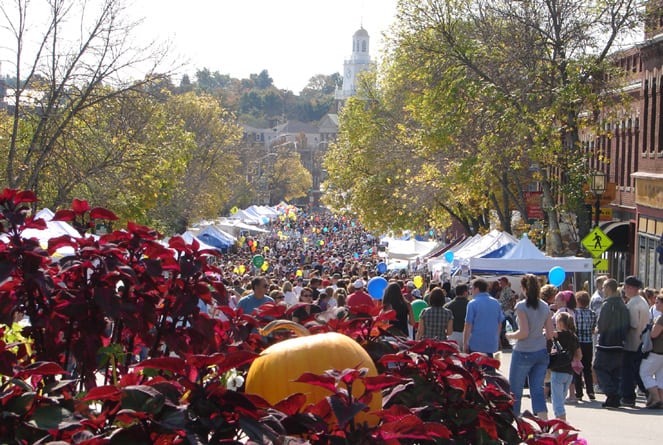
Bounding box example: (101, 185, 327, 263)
(589, 171, 606, 228)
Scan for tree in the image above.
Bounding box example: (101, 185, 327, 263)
(150, 92, 243, 232)
(326, 0, 640, 252)
(397, 0, 641, 254)
(1, 0, 175, 196)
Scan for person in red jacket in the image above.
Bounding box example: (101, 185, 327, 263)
(346, 279, 375, 312)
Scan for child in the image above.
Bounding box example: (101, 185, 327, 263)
(550, 312, 582, 420)
(573, 291, 597, 400)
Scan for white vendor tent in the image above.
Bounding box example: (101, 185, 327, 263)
(469, 235, 593, 274)
(453, 229, 518, 261)
(382, 238, 443, 261)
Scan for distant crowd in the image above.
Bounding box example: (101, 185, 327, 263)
(202, 211, 663, 423)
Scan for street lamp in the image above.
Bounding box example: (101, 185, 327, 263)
(589, 170, 606, 228)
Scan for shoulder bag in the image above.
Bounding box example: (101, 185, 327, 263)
(548, 338, 572, 372)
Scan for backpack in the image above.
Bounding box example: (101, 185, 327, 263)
(640, 323, 653, 357)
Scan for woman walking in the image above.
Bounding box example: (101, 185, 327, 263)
(506, 274, 555, 419)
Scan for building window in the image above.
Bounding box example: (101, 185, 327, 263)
(638, 232, 663, 289)
(362, 40, 366, 52)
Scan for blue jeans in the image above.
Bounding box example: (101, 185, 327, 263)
(509, 348, 549, 416)
(551, 371, 574, 417)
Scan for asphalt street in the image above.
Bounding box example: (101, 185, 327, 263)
(498, 350, 663, 444)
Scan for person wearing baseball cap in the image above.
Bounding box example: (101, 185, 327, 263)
(346, 278, 374, 312)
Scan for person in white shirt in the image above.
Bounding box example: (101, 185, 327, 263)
(590, 275, 609, 318)
(620, 276, 650, 407)
(293, 277, 304, 298)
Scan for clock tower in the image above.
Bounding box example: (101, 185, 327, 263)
(335, 26, 373, 108)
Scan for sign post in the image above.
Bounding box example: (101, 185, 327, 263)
(581, 227, 613, 272)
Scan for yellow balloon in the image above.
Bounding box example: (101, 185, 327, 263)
(261, 262, 269, 271)
(264, 246, 270, 252)
(413, 275, 424, 289)
(296, 270, 303, 277)
(239, 265, 246, 274)
(233, 267, 239, 274)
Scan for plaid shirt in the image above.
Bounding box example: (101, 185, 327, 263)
(420, 306, 454, 340)
(575, 307, 597, 343)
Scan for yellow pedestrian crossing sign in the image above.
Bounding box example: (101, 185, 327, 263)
(582, 227, 612, 258)
(593, 258, 609, 271)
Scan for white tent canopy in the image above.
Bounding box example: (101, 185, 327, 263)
(382, 238, 443, 261)
(469, 235, 593, 274)
(453, 229, 518, 261)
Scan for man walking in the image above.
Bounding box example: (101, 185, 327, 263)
(463, 278, 504, 357)
(237, 276, 275, 314)
(620, 276, 650, 407)
(594, 278, 629, 408)
(445, 283, 469, 350)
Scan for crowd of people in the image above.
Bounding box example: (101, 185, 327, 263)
(199, 210, 663, 423)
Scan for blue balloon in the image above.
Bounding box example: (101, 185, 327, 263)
(444, 251, 454, 263)
(548, 266, 566, 287)
(367, 276, 388, 300)
(377, 262, 387, 274)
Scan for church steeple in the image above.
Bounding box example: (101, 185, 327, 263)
(335, 26, 373, 108)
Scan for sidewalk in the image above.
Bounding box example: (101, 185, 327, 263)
(498, 350, 663, 444)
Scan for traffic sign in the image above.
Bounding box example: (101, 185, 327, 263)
(593, 258, 608, 271)
(582, 227, 613, 257)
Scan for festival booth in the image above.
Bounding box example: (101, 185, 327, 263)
(469, 235, 593, 274)
(428, 230, 519, 282)
(180, 231, 220, 252)
(194, 225, 236, 252)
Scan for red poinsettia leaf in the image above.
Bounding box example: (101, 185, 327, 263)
(378, 415, 429, 440)
(373, 404, 412, 422)
(51, 209, 76, 222)
(82, 385, 123, 402)
(256, 302, 287, 318)
(468, 352, 501, 370)
(20, 219, 46, 233)
(274, 393, 307, 416)
(13, 190, 38, 204)
(132, 357, 185, 375)
(90, 207, 118, 221)
(168, 236, 187, 252)
(477, 411, 498, 439)
(47, 235, 78, 254)
(18, 361, 67, 377)
(215, 350, 259, 375)
(189, 237, 200, 251)
(445, 373, 469, 394)
(195, 282, 212, 304)
(293, 373, 338, 393)
(425, 422, 452, 439)
(127, 221, 160, 240)
(337, 368, 368, 385)
(72, 198, 90, 214)
(186, 353, 226, 369)
(378, 353, 414, 366)
(363, 375, 409, 392)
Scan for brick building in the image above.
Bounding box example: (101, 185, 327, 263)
(582, 2, 663, 288)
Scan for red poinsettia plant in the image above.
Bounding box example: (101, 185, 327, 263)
(0, 189, 582, 444)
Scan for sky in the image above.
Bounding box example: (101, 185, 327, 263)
(134, 0, 400, 93)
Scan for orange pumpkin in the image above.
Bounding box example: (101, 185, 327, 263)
(245, 321, 381, 425)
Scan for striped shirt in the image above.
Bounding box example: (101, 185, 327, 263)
(420, 306, 454, 340)
(575, 307, 597, 344)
